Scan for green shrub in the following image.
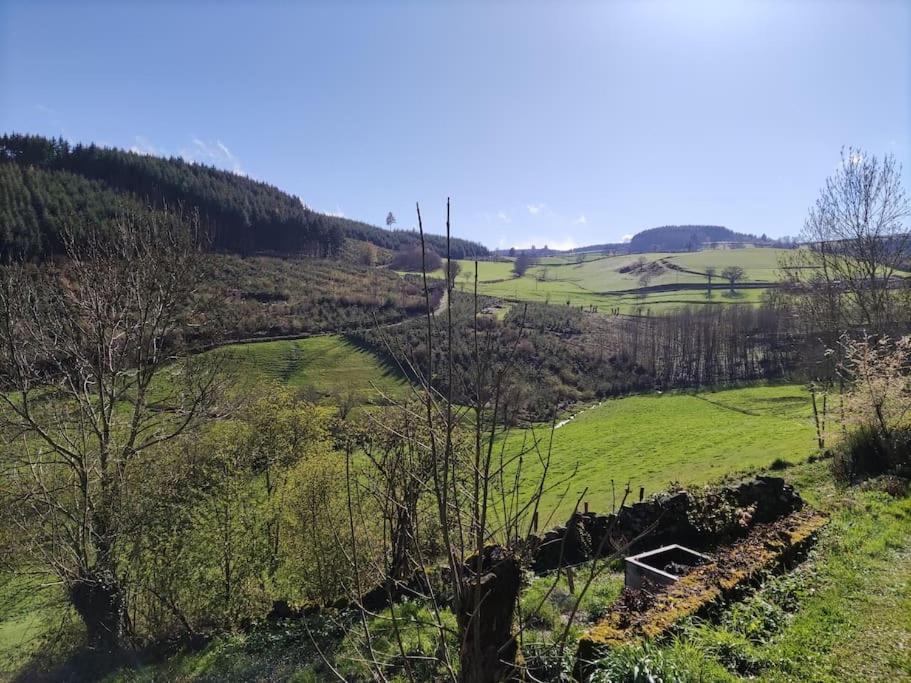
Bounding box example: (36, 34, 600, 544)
(721, 597, 786, 643)
(760, 571, 807, 614)
(832, 424, 910, 484)
(521, 642, 574, 681)
(590, 642, 685, 682)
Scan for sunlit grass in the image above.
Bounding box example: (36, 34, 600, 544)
(500, 383, 817, 519)
(215, 335, 408, 405)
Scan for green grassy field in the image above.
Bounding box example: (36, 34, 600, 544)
(500, 383, 817, 519)
(435, 248, 792, 312)
(216, 335, 407, 405)
(0, 574, 72, 680)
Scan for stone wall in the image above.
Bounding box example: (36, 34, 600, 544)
(530, 476, 803, 573)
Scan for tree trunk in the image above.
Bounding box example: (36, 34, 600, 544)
(68, 567, 125, 651)
(457, 546, 521, 683)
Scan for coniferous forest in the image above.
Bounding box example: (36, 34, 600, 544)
(0, 133, 488, 259)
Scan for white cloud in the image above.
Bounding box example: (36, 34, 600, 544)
(325, 207, 345, 218)
(526, 203, 545, 215)
(574, 214, 588, 225)
(497, 211, 512, 224)
(35, 103, 58, 116)
(620, 234, 634, 243)
(129, 135, 159, 156)
(180, 137, 244, 175)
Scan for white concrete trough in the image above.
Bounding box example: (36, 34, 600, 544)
(624, 544, 712, 589)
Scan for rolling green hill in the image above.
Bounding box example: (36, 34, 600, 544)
(431, 248, 797, 312)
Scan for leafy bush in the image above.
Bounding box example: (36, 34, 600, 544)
(522, 642, 574, 681)
(686, 487, 740, 538)
(722, 597, 786, 644)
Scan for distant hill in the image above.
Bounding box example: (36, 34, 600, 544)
(0, 133, 488, 260)
(628, 225, 769, 253)
(496, 226, 783, 259)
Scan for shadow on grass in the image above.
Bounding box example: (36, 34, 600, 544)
(342, 332, 414, 391)
(11, 635, 210, 683)
(719, 290, 747, 300)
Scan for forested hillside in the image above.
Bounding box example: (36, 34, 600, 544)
(0, 133, 488, 259)
(629, 224, 771, 252)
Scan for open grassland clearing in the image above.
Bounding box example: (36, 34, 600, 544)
(215, 335, 408, 406)
(434, 248, 794, 312)
(500, 383, 817, 520)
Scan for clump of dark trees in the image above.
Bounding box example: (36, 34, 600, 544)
(0, 133, 488, 260)
(628, 224, 779, 252)
(389, 245, 443, 272)
(512, 251, 535, 276)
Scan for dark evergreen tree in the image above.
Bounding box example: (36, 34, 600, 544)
(0, 133, 489, 260)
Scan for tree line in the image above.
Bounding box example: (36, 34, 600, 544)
(0, 133, 488, 260)
(351, 293, 803, 424)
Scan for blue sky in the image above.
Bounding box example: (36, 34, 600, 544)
(1, 0, 909, 249)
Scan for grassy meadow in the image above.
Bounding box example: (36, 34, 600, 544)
(500, 383, 818, 519)
(216, 335, 408, 405)
(432, 247, 793, 312)
(199, 335, 819, 523)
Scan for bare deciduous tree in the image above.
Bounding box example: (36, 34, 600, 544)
(781, 147, 911, 339)
(445, 259, 462, 292)
(0, 209, 222, 649)
(721, 265, 745, 293)
(331, 201, 625, 683)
